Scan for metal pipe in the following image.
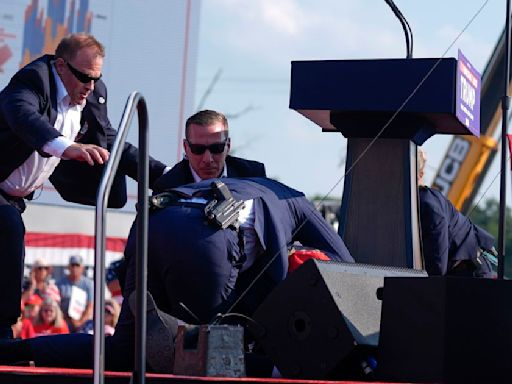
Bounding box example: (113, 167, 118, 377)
(94, 92, 149, 384)
(133, 96, 149, 384)
(498, 0, 511, 279)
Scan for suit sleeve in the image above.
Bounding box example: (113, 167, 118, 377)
(0, 68, 61, 150)
(85, 81, 167, 186)
(290, 196, 354, 263)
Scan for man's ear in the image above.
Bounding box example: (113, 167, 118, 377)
(54, 58, 66, 75)
(182, 139, 189, 160)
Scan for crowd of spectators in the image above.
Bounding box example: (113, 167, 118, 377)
(14, 255, 121, 340)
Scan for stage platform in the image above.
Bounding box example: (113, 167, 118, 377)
(0, 366, 404, 384)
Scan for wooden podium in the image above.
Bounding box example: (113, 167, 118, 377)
(290, 58, 479, 269)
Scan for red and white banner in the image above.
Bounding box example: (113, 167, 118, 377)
(23, 202, 134, 268)
(25, 232, 127, 267)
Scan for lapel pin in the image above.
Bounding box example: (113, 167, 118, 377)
(98, 96, 106, 104)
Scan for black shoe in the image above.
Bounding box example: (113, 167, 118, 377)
(129, 291, 179, 373)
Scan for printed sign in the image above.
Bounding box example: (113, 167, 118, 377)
(68, 285, 87, 320)
(456, 50, 481, 136)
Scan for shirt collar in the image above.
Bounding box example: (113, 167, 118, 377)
(189, 162, 228, 183)
(51, 62, 86, 109)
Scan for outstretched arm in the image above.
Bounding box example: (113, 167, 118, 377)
(290, 197, 355, 263)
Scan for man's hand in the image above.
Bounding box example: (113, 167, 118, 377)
(63, 143, 110, 166)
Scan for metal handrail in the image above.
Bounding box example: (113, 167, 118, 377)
(94, 91, 149, 384)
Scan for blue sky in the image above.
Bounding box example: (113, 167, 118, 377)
(194, 0, 506, 202)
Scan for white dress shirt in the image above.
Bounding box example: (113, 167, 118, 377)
(0, 64, 83, 197)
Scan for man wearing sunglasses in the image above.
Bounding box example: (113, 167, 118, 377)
(152, 109, 266, 192)
(0, 33, 167, 340)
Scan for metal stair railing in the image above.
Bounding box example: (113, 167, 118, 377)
(94, 91, 149, 384)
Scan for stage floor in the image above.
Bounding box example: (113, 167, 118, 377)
(0, 366, 404, 384)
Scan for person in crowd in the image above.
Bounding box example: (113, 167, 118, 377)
(31, 298, 69, 337)
(0, 33, 168, 340)
(106, 259, 124, 305)
(12, 315, 35, 340)
(56, 255, 94, 332)
(80, 298, 121, 337)
(21, 294, 42, 323)
(417, 148, 496, 277)
(14, 294, 42, 340)
(103, 299, 121, 336)
(21, 257, 60, 304)
(152, 109, 266, 192)
(0, 177, 354, 373)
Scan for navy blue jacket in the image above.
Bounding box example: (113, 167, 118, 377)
(171, 177, 354, 280)
(419, 186, 495, 275)
(0, 55, 166, 206)
(121, 177, 354, 322)
(152, 155, 266, 192)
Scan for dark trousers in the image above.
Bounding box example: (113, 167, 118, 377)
(23, 204, 245, 371)
(0, 192, 26, 328)
(26, 327, 134, 371)
(124, 205, 243, 324)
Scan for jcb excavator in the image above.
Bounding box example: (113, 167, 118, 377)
(432, 28, 510, 214)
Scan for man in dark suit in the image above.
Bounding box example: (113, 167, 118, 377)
(417, 149, 496, 277)
(152, 109, 266, 192)
(0, 33, 166, 339)
(419, 186, 496, 277)
(126, 177, 354, 323)
(49, 79, 168, 207)
(0, 178, 354, 372)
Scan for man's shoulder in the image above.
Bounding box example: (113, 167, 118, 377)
(78, 276, 94, 289)
(56, 276, 69, 286)
(17, 55, 53, 81)
(5, 55, 53, 92)
(226, 155, 266, 177)
(152, 159, 192, 192)
(419, 186, 454, 221)
(419, 186, 445, 205)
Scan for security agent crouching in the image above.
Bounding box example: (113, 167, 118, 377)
(418, 186, 496, 278)
(417, 149, 496, 278)
(125, 177, 355, 324)
(0, 177, 354, 373)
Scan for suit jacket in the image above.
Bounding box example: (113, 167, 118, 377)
(122, 177, 353, 321)
(0, 55, 166, 207)
(151, 155, 266, 193)
(419, 186, 495, 275)
(167, 177, 354, 305)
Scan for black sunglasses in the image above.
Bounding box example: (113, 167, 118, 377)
(186, 140, 227, 155)
(66, 61, 102, 84)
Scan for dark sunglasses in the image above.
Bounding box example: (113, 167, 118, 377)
(66, 61, 102, 84)
(36, 266, 49, 271)
(186, 140, 227, 155)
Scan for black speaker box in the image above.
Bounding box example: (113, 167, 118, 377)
(378, 276, 512, 383)
(250, 259, 426, 379)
